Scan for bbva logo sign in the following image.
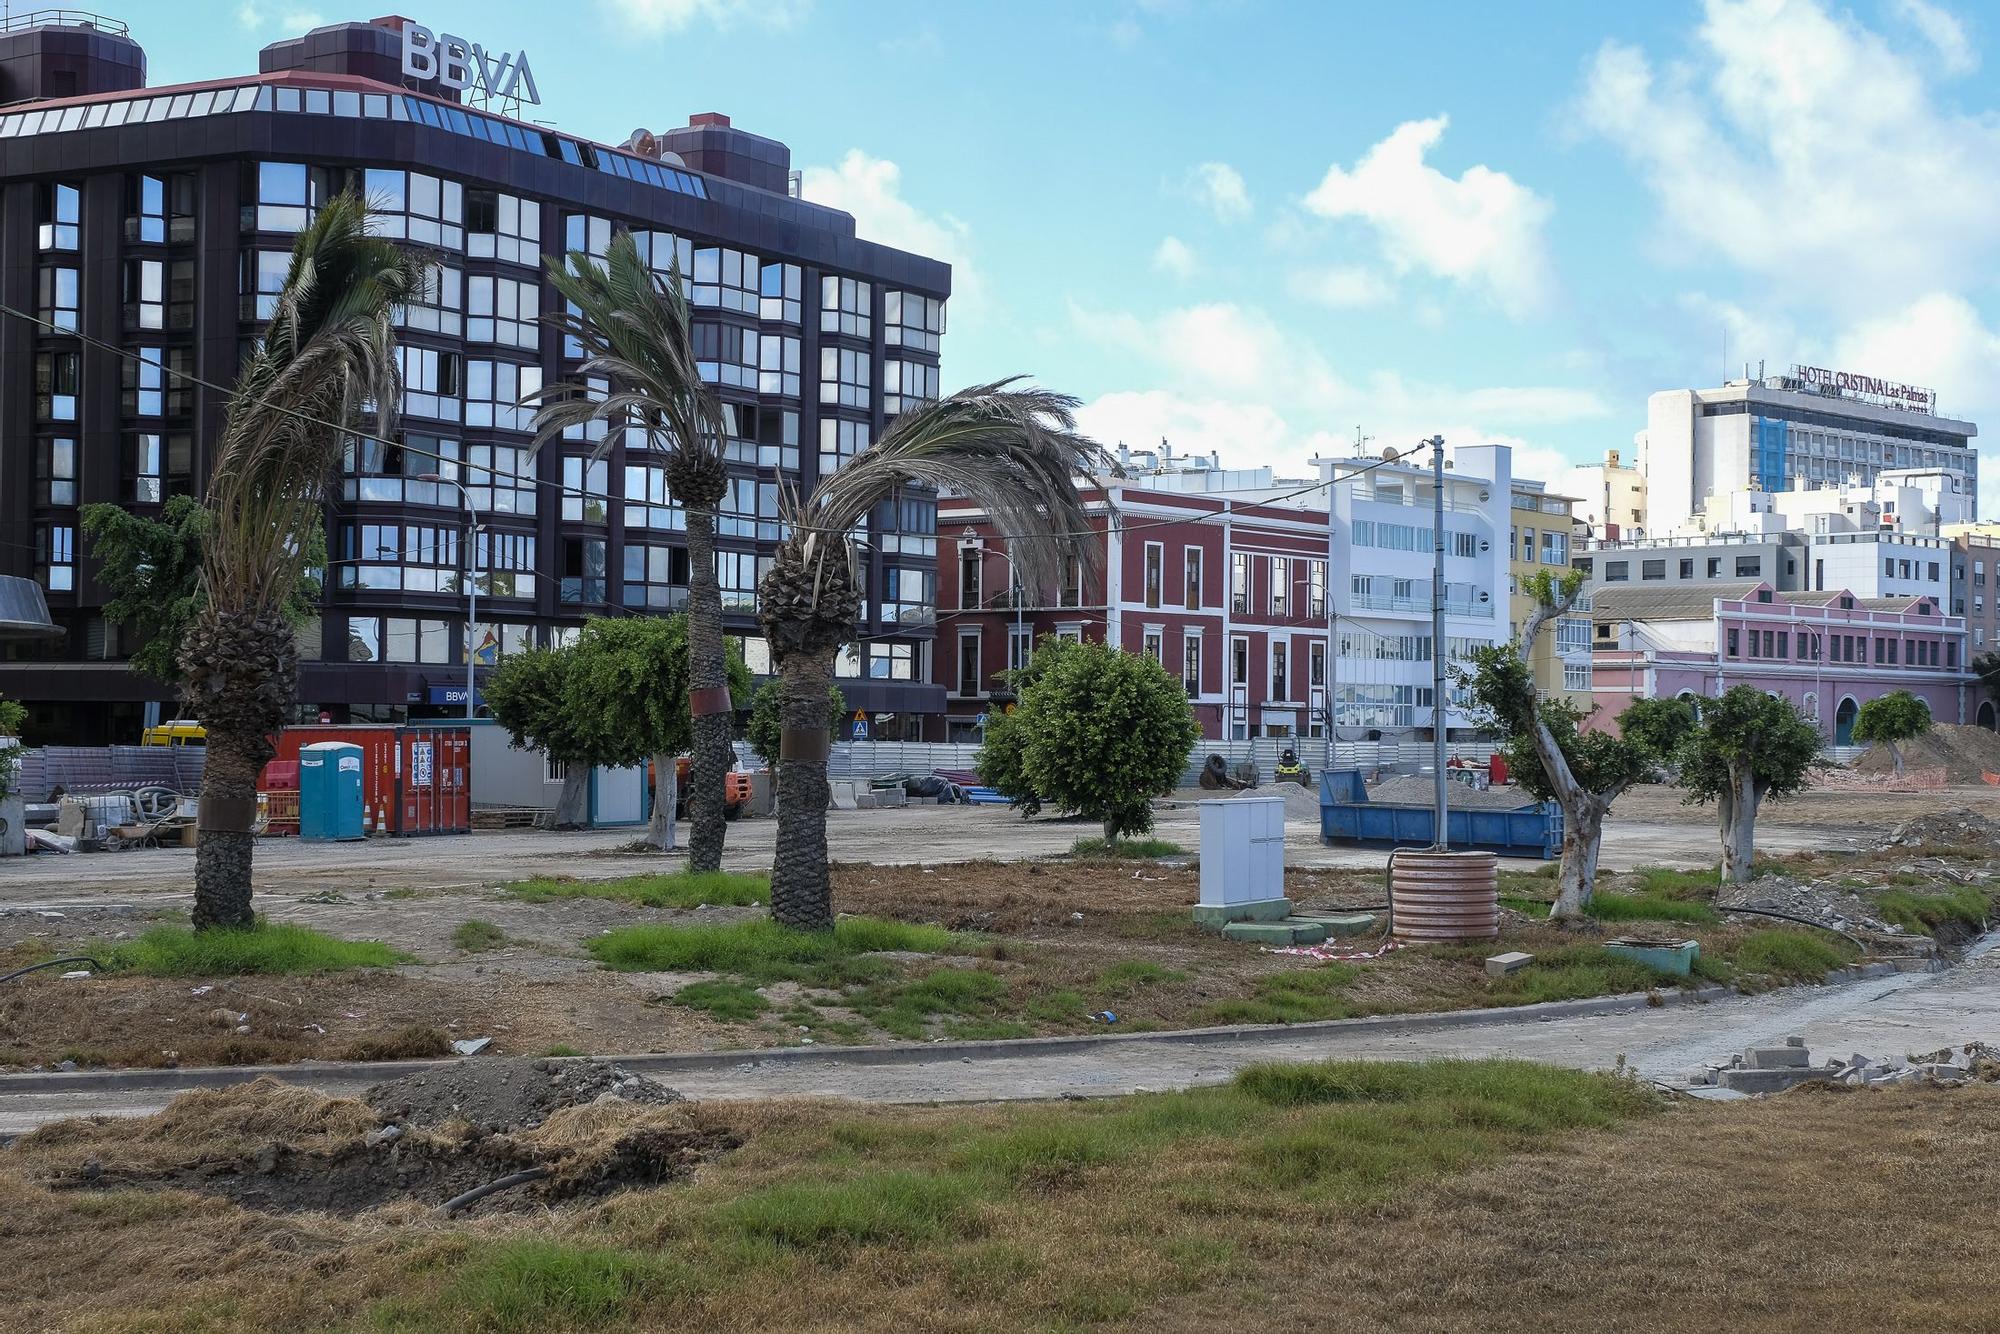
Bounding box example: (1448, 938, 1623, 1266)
(400, 23, 541, 106)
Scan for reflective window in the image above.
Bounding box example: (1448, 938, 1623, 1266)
(37, 264, 79, 332)
(125, 173, 195, 244)
(820, 275, 871, 337)
(126, 431, 193, 504)
(122, 346, 193, 418)
(396, 261, 464, 336)
(820, 346, 870, 408)
(622, 544, 690, 610)
(884, 290, 945, 352)
(464, 359, 542, 431)
(364, 168, 463, 249)
(562, 456, 609, 522)
(884, 359, 938, 415)
(693, 246, 760, 314)
(467, 274, 539, 348)
(38, 525, 74, 593)
(818, 417, 870, 477)
(475, 530, 538, 597)
(36, 437, 76, 506)
(465, 189, 541, 267)
(466, 442, 537, 514)
(760, 262, 801, 324)
(37, 183, 79, 250)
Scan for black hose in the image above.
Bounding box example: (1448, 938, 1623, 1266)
(1714, 905, 1867, 953)
(440, 1165, 552, 1216)
(0, 957, 106, 984)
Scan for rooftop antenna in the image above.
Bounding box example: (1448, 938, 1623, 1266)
(1352, 424, 1374, 458)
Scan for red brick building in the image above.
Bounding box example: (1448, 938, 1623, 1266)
(932, 482, 1330, 741)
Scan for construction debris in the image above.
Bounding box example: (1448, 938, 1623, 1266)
(1877, 808, 2000, 850)
(1485, 951, 1534, 978)
(1683, 1038, 1999, 1095)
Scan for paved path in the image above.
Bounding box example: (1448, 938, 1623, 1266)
(3, 938, 1990, 1134)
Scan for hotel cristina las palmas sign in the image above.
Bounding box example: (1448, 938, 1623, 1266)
(400, 22, 541, 107)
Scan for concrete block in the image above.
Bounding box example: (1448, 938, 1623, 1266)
(1222, 919, 1328, 947)
(1192, 897, 1294, 929)
(873, 788, 908, 809)
(1294, 913, 1378, 937)
(1785, 1035, 1806, 1048)
(1743, 1046, 1812, 1070)
(1716, 1066, 1828, 1094)
(829, 783, 859, 812)
(1485, 951, 1534, 978)
(853, 793, 878, 810)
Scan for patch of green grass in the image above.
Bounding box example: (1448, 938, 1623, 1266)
(1587, 892, 1720, 925)
(706, 1171, 985, 1252)
(1234, 1056, 1653, 1121)
(379, 888, 419, 901)
(1628, 866, 1722, 899)
(671, 979, 771, 1022)
(1729, 928, 1857, 982)
(585, 916, 968, 982)
(1874, 885, 1993, 936)
(1198, 963, 1359, 1025)
(852, 968, 1010, 1040)
(103, 923, 409, 977)
(1068, 836, 1188, 859)
(378, 1240, 689, 1331)
(1482, 945, 1681, 1005)
(451, 919, 507, 952)
(507, 870, 769, 910)
(539, 1044, 584, 1058)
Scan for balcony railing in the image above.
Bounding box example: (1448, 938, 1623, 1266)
(1349, 594, 1496, 618)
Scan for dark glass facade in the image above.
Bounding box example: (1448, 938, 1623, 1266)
(0, 17, 949, 743)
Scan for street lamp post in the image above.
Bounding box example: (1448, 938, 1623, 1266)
(420, 473, 481, 720)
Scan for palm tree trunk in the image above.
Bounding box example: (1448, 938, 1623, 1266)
(182, 607, 292, 932)
(193, 730, 260, 930)
(769, 645, 837, 930)
(683, 507, 732, 873)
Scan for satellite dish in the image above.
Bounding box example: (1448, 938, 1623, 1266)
(622, 128, 659, 159)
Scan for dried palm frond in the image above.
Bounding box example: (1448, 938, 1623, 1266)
(199, 192, 426, 620)
(527, 230, 728, 506)
(766, 378, 1111, 647)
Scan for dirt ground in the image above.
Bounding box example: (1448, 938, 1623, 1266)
(0, 832, 1987, 1073)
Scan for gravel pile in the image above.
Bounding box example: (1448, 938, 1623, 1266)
(1715, 874, 1902, 936)
(367, 1057, 683, 1132)
(1365, 775, 1539, 811)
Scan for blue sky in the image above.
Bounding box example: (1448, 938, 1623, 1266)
(171, 1, 2000, 496)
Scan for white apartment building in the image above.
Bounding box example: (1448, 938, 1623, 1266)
(1318, 442, 1514, 739)
(1641, 368, 1977, 534)
(1563, 446, 1649, 540)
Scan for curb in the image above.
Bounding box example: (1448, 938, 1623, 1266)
(0, 958, 1929, 1099)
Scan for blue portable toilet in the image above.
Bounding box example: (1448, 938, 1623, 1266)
(298, 741, 365, 842)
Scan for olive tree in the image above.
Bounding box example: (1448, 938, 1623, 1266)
(987, 638, 1199, 846)
(1461, 569, 1689, 921)
(486, 616, 750, 846)
(1853, 689, 1933, 777)
(1646, 686, 1820, 885)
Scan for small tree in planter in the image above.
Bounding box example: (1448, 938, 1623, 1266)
(1853, 690, 1933, 778)
(1637, 686, 1821, 885)
(1461, 569, 1690, 921)
(995, 638, 1200, 847)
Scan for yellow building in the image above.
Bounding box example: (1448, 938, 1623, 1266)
(1563, 448, 1649, 540)
(1509, 480, 1590, 706)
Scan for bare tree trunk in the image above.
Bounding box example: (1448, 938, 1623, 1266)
(1887, 739, 1905, 778)
(193, 734, 259, 931)
(769, 646, 836, 930)
(643, 751, 677, 851)
(1720, 764, 1760, 886)
(1549, 794, 1603, 922)
(684, 507, 732, 874)
(553, 766, 588, 829)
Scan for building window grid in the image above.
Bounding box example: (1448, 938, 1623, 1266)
(38, 182, 79, 250)
(339, 522, 461, 593)
(476, 530, 537, 598)
(820, 275, 871, 338)
(38, 524, 76, 593)
(395, 260, 463, 337)
(819, 417, 871, 477)
(884, 359, 939, 416)
(694, 246, 760, 315)
(363, 168, 464, 249)
(464, 359, 541, 431)
(465, 189, 541, 267)
(884, 290, 944, 352)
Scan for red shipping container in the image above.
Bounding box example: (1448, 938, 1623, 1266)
(262, 724, 470, 836)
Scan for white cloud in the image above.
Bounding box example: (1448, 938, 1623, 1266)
(1152, 236, 1199, 279)
(1302, 116, 1553, 316)
(235, 3, 325, 28)
(1080, 300, 1348, 405)
(1832, 292, 2000, 418)
(1894, 0, 1977, 74)
(605, 0, 810, 33)
(1183, 162, 1251, 221)
(1576, 0, 2000, 310)
(1290, 264, 1393, 309)
(801, 150, 982, 323)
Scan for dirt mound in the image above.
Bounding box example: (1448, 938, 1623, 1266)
(366, 1056, 683, 1131)
(1365, 775, 1539, 811)
(1877, 807, 2000, 850)
(19, 1076, 735, 1218)
(1855, 723, 2000, 784)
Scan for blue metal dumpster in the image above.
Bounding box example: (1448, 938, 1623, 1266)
(298, 741, 365, 842)
(1319, 769, 1562, 859)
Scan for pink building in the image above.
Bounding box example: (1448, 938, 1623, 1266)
(932, 483, 1330, 741)
(1586, 580, 1969, 743)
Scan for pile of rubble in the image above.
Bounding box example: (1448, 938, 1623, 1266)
(1877, 807, 2000, 850)
(1683, 1037, 1998, 1096)
(1714, 874, 1901, 938)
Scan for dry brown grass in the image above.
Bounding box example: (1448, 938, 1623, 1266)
(5, 1068, 1998, 1331)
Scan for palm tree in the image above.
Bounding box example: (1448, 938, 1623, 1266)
(180, 194, 424, 930)
(757, 380, 1109, 929)
(533, 233, 733, 862)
